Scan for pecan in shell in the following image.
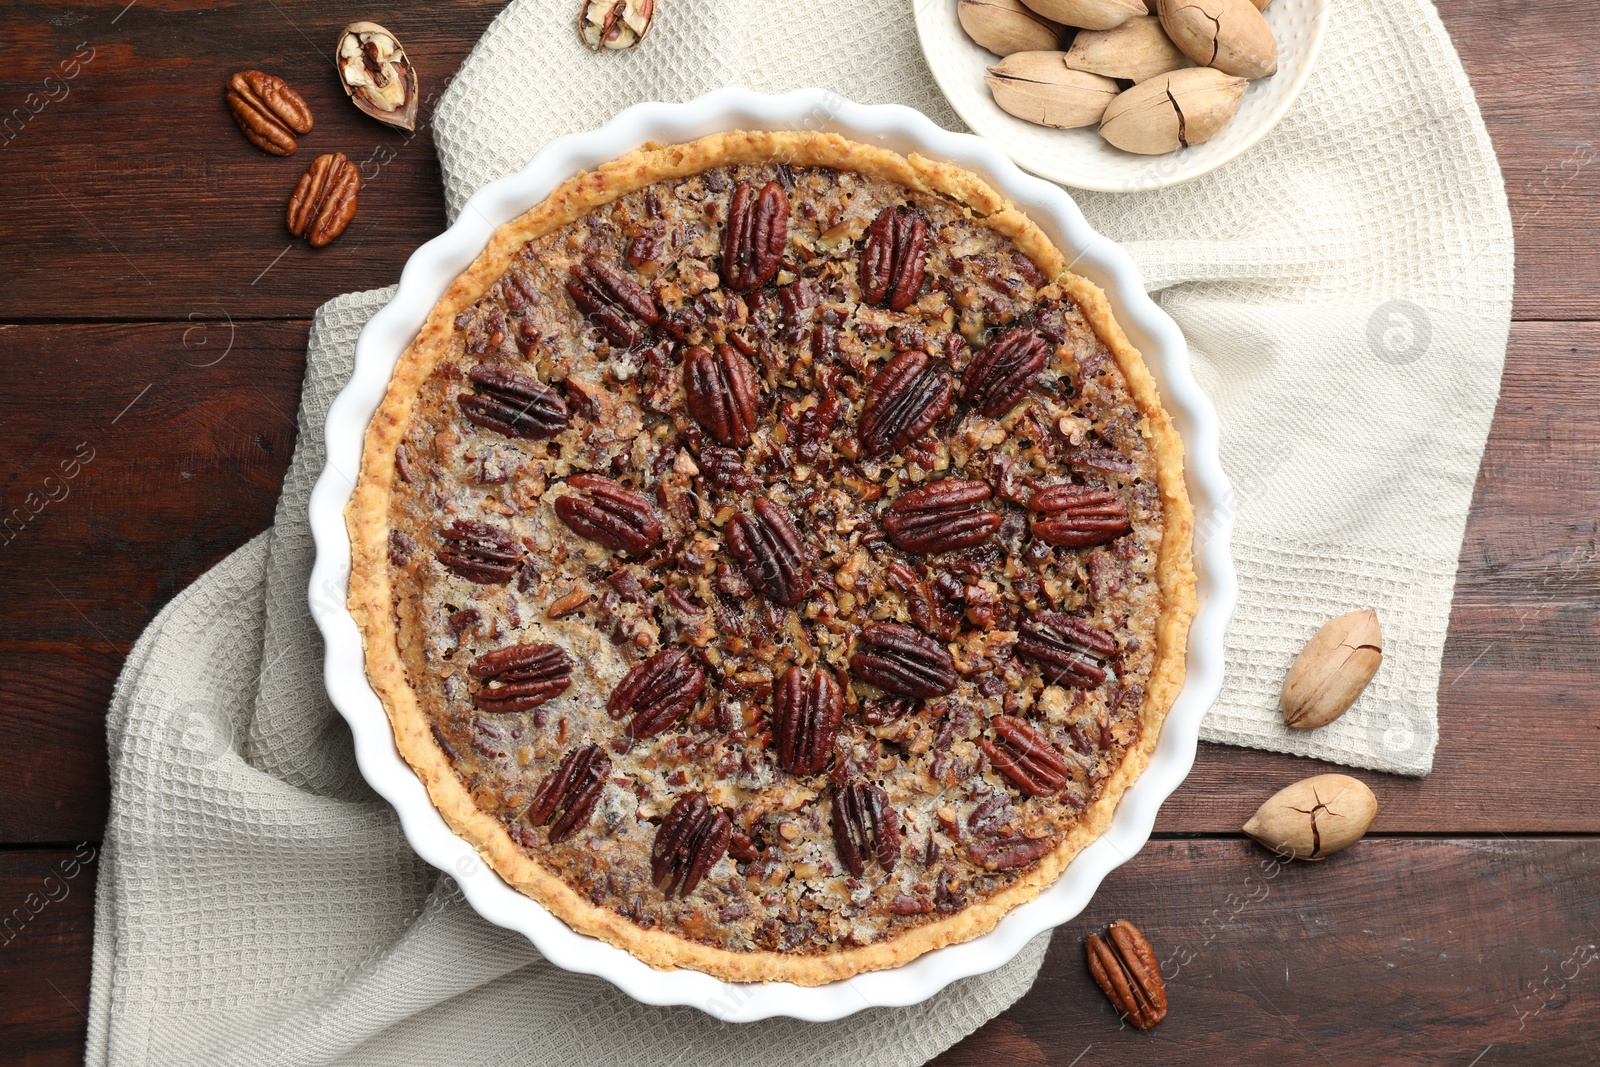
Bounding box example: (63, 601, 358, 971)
(832, 780, 901, 877)
(608, 647, 705, 738)
(528, 743, 610, 844)
(459, 365, 570, 440)
(470, 642, 573, 713)
(579, 0, 655, 51)
(726, 497, 811, 606)
(1029, 483, 1131, 547)
(1016, 612, 1115, 688)
(849, 622, 958, 698)
(683, 344, 760, 447)
(961, 326, 1049, 418)
(286, 152, 360, 248)
(860, 206, 929, 311)
(226, 70, 313, 156)
(773, 665, 844, 776)
(652, 792, 732, 898)
(1086, 920, 1168, 1030)
(980, 714, 1071, 797)
(882, 478, 1002, 554)
(554, 474, 663, 557)
(858, 350, 954, 458)
(566, 257, 659, 348)
(436, 520, 523, 583)
(720, 181, 788, 291)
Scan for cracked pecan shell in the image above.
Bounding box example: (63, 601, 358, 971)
(1086, 920, 1168, 1030)
(858, 349, 955, 458)
(882, 478, 1002, 553)
(528, 743, 610, 844)
(961, 326, 1049, 418)
(1016, 612, 1116, 688)
(832, 780, 901, 877)
(726, 497, 811, 606)
(683, 343, 760, 447)
(652, 792, 732, 898)
(773, 665, 844, 776)
(459, 365, 570, 440)
(554, 474, 663, 557)
(566, 257, 659, 347)
(607, 647, 705, 738)
(469, 642, 573, 713)
(720, 180, 788, 291)
(980, 714, 1072, 797)
(860, 206, 928, 311)
(850, 622, 958, 698)
(1029, 483, 1131, 547)
(436, 519, 523, 583)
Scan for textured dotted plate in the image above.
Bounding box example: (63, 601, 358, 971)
(914, 0, 1330, 191)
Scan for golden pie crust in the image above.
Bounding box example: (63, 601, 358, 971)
(346, 131, 1196, 985)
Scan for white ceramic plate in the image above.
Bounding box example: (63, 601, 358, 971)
(914, 0, 1329, 191)
(307, 87, 1237, 1023)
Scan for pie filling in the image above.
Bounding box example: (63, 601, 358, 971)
(383, 160, 1168, 958)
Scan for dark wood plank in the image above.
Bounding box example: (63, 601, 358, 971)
(0, 848, 97, 1067)
(1438, 0, 1600, 320)
(938, 838, 1600, 1065)
(0, 0, 500, 322)
(6, 321, 1597, 840)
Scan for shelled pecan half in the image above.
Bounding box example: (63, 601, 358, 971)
(554, 474, 663, 557)
(858, 350, 954, 458)
(527, 744, 610, 843)
(608, 647, 705, 738)
(720, 181, 788, 291)
(459, 365, 570, 440)
(832, 780, 901, 877)
(1016, 612, 1115, 688)
(286, 152, 360, 247)
(1086, 920, 1168, 1030)
(961, 326, 1049, 418)
(773, 665, 844, 776)
(470, 642, 573, 713)
(436, 520, 523, 583)
(1028, 483, 1131, 547)
(860, 206, 928, 311)
(850, 622, 958, 698)
(726, 497, 810, 605)
(225, 69, 313, 155)
(882, 478, 1002, 553)
(652, 792, 732, 897)
(683, 344, 760, 447)
(979, 714, 1071, 796)
(566, 257, 659, 348)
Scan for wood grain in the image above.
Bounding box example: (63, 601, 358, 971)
(0, 849, 97, 1066)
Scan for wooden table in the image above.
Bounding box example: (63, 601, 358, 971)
(2, 2, 1595, 1063)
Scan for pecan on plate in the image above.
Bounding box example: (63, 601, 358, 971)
(882, 478, 1002, 554)
(1028, 483, 1131, 547)
(850, 622, 958, 698)
(683, 344, 760, 447)
(286, 152, 360, 248)
(608, 647, 705, 738)
(961, 326, 1049, 418)
(565, 257, 659, 348)
(225, 69, 313, 155)
(527, 743, 610, 844)
(1016, 611, 1115, 688)
(726, 497, 810, 606)
(554, 474, 663, 557)
(652, 792, 732, 898)
(979, 715, 1071, 797)
(773, 665, 844, 776)
(436, 520, 523, 583)
(720, 180, 788, 291)
(858, 350, 955, 459)
(859, 206, 929, 311)
(579, 0, 655, 51)
(1086, 920, 1168, 1030)
(470, 642, 573, 713)
(832, 780, 901, 877)
(459, 365, 570, 440)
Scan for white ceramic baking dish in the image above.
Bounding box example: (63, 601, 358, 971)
(307, 87, 1236, 1023)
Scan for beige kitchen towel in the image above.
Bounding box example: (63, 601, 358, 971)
(436, 0, 1513, 776)
(89, 0, 1511, 1064)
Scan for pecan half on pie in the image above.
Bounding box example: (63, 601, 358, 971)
(347, 132, 1196, 985)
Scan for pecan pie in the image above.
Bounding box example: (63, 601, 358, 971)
(347, 131, 1196, 985)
